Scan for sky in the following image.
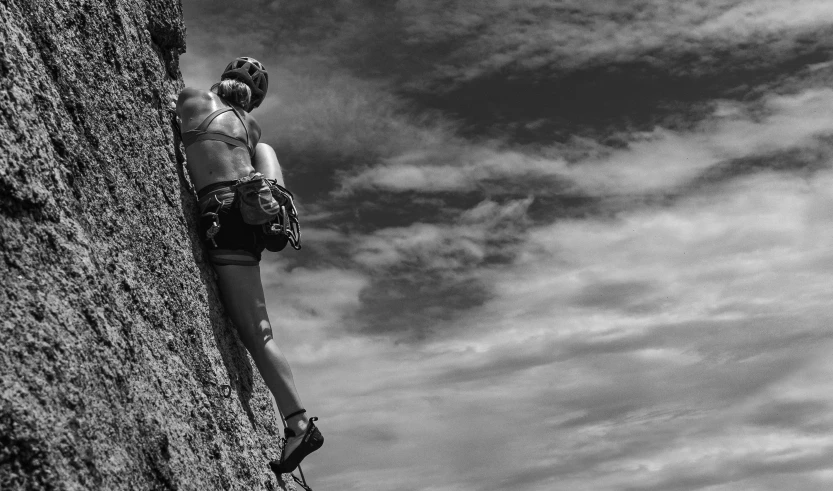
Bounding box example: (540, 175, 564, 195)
(179, 1, 833, 490)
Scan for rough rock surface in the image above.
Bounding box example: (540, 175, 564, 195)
(1, 1, 294, 489)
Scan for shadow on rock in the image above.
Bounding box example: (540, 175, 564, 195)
(174, 146, 260, 428)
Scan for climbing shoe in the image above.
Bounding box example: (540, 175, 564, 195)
(269, 417, 324, 475)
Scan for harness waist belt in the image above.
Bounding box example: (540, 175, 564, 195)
(197, 180, 237, 199)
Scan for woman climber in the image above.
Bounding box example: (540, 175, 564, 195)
(175, 57, 323, 479)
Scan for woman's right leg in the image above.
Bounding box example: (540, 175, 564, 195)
(212, 262, 310, 436)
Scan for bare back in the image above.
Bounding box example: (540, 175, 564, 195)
(176, 87, 263, 192)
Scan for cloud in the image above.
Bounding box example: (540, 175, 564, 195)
(493, 172, 833, 326)
(291, 165, 833, 490)
(696, 0, 833, 36)
(260, 258, 369, 347)
(345, 197, 532, 338)
(314, 0, 832, 142)
(350, 166, 833, 488)
(179, 2, 833, 490)
(336, 89, 833, 213)
(339, 146, 567, 194)
(249, 0, 833, 87)
(275, 137, 833, 491)
(181, 2, 833, 206)
(183, 0, 833, 151)
(179, 127, 831, 371)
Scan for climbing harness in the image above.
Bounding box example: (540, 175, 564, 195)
(171, 107, 302, 252)
(197, 173, 301, 250)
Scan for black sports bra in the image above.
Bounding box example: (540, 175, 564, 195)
(181, 105, 255, 158)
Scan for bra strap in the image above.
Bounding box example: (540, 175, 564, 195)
(181, 107, 234, 147)
(188, 132, 250, 153)
(228, 104, 254, 156)
(196, 107, 233, 132)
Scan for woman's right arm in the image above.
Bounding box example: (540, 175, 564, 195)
(253, 143, 285, 186)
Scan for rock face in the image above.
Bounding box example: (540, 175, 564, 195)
(1, 1, 292, 489)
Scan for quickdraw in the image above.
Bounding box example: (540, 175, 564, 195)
(263, 180, 301, 250)
(199, 193, 233, 247)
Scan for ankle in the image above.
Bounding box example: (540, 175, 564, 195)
(284, 409, 308, 435)
(287, 419, 308, 436)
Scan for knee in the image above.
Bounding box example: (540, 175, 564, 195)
(255, 320, 274, 342)
(239, 319, 274, 349)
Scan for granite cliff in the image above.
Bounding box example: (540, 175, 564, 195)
(1, 1, 294, 489)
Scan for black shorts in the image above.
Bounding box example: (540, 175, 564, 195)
(199, 206, 265, 266)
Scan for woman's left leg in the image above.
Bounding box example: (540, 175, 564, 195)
(213, 262, 309, 435)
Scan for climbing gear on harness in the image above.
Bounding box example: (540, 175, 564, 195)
(269, 416, 323, 490)
(234, 173, 282, 225)
(222, 57, 268, 109)
(262, 180, 301, 251)
(196, 173, 301, 251)
(181, 104, 255, 158)
(198, 185, 235, 248)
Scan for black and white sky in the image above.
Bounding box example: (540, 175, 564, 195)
(181, 1, 833, 489)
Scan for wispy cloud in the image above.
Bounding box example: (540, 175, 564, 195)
(301, 119, 833, 489)
(338, 89, 833, 207)
(267, 159, 833, 489)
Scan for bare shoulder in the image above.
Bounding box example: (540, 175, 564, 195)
(176, 87, 213, 113)
(178, 87, 212, 101)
